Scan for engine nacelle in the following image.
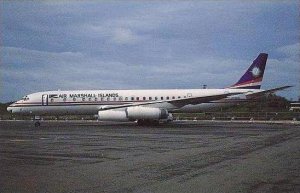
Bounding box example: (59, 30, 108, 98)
(98, 110, 128, 122)
(98, 107, 169, 122)
(127, 107, 168, 120)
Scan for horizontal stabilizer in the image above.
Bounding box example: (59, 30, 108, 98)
(245, 86, 292, 99)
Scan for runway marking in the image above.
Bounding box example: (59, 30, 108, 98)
(9, 138, 50, 142)
(10, 139, 31, 142)
(39, 138, 49, 140)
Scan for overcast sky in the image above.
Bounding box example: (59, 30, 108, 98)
(1, 1, 299, 102)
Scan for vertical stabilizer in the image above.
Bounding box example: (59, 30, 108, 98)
(229, 53, 268, 89)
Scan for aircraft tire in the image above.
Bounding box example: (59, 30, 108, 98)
(34, 121, 41, 127)
(137, 119, 159, 126)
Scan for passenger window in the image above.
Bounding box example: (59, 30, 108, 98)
(149, 97, 152, 100)
(82, 98, 85, 101)
(184, 96, 186, 98)
(166, 96, 169, 100)
(113, 97, 117, 101)
(131, 97, 134, 101)
(119, 97, 123, 101)
(143, 97, 146, 100)
(63, 98, 66, 102)
(172, 96, 175, 99)
(161, 97, 164, 100)
(125, 97, 128, 101)
(178, 96, 181, 99)
(88, 98, 92, 101)
(136, 97, 139, 101)
(95, 98, 98, 101)
(73, 98, 76, 101)
(155, 97, 158, 100)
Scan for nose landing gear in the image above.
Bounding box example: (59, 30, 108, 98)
(34, 115, 41, 127)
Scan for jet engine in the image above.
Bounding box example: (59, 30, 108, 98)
(98, 110, 128, 121)
(98, 107, 169, 122)
(127, 106, 168, 120)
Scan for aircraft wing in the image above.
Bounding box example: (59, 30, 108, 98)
(245, 86, 292, 99)
(169, 93, 239, 106)
(98, 92, 241, 111)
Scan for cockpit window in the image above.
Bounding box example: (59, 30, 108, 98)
(22, 96, 29, 101)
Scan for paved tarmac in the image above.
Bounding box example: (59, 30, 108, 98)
(0, 120, 299, 193)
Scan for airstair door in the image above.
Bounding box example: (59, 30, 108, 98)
(42, 94, 48, 106)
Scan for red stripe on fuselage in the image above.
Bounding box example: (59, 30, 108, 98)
(11, 101, 141, 107)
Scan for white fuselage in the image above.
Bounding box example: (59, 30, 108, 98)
(7, 88, 259, 116)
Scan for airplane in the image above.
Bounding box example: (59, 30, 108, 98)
(7, 53, 290, 126)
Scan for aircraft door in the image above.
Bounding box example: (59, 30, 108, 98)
(42, 94, 48, 106)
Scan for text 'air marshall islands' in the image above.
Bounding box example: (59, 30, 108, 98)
(49, 93, 119, 99)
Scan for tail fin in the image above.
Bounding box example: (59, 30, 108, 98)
(229, 53, 268, 89)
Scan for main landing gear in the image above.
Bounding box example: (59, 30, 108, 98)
(34, 121, 41, 127)
(137, 119, 159, 126)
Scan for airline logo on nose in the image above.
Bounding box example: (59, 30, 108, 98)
(251, 67, 261, 77)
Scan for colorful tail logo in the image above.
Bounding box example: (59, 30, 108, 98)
(229, 53, 268, 89)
